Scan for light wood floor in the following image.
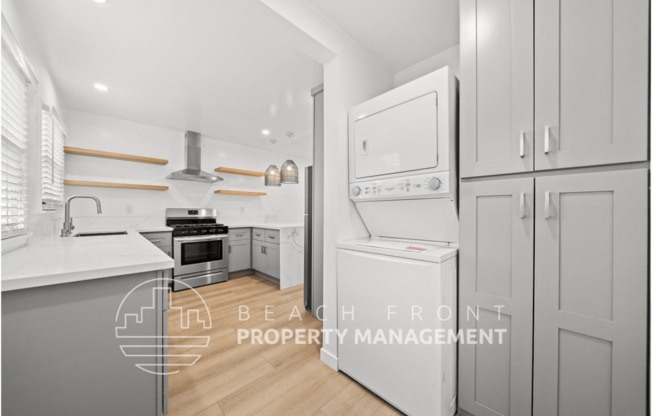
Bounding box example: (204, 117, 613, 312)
(167, 274, 404, 416)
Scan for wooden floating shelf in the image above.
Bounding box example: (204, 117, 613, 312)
(215, 190, 267, 196)
(215, 167, 265, 177)
(64, 180, 169, 191)
(64, 146, 169, 165)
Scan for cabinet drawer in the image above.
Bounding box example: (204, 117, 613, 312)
(252, 228, 265, 241)
(229, 228, 251, 241)
(141, 232, 172, 248)
(265, 229, 280, 244)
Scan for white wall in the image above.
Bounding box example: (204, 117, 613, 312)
(63, 110, 309, 228)
(2, 1, 67, 251)
(259, 0, 394, 369)
(394, 45, 460, 87)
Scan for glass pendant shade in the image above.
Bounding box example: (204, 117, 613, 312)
(264, 164, 281, 187)
(280, 160, 299, 184)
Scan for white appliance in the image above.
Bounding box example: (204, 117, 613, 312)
(338, 67, 458, 416)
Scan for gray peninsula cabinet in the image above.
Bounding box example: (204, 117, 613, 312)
(2, 270, 169, 416)
(459, 0, 649, 415)
(227, 227, 280, 280)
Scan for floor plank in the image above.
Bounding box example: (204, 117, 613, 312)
(167, 275, 404, 416)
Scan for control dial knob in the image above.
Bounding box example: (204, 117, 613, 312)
(352, 186, 361, 196)
(427, 177, 441, 190)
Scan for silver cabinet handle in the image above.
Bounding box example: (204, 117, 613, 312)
(519, 192, 526, 218)
(544, 125, 550, 154)
(262, 246, 266, 254)
(228, 245, 231, 254)
(361, 139, 368, 155)
(235, 234, 244, 237)
(544, 191, 551, 219)
(149, 239, 163, 244)
(519, 131, 525, 158)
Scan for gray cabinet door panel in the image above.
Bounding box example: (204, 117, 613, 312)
(459, 178, 534, 416)
(533, 169, 648, 415)
(252, 241, 266, 272)
(228, 241, 251, 272)
(534, 0, 649, 169)
(460, 0, 534, 178)
(266, 244, 280, 279)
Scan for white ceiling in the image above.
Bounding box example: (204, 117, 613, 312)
(309, 0, 459, 73)
(11, 0, 325, 159)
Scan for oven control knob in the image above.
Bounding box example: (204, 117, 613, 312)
(427, 177, 441, 190)
(352, 186, 361, 196)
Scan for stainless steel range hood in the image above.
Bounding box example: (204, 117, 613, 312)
(166, 131, 223, 183)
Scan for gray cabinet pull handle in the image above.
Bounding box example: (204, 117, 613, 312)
(228, 245, 231, 254)
(149, 239, 163, 244)
(519, 131, 525, 158)
(544, 191, 551, 219)
(262, 246, 266, 254)
(519, 192, 526, 218)
(235, 234, 244, 237)
(544, 125, 550, 154)
(361, 139, 368, 155)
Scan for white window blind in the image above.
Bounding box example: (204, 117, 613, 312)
(41, 107, 66, 210)
(1, 49, 30, 239)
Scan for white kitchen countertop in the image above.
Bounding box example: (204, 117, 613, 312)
(226, 223, 304, 230)
(1, 229, 174, 292)
(134, 226, 173, 233)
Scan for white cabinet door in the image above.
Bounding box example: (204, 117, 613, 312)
(353, 92, 438, 179)
(460, 0, 534, 178)
(459, 177, 534, 416)
(533, 169, 648, 415)
(535, 0, 648, 169)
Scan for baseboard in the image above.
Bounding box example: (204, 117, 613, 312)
(253, 271, 280, 284)
(457, 408, 473, 416)
(320, 347, 338, 371)
(228, 269, 254, 279)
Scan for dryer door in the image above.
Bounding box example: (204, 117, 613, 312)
(353, 91, 439, 179)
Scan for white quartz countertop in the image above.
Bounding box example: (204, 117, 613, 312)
(1, 229, 174, 292)
(226, 223, 304, 230)
(134, 226, 173, 233)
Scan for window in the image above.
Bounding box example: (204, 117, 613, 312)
(1, 49, 30, 238)
(1, 16, 37, 239)
(41, 107, 66, 211)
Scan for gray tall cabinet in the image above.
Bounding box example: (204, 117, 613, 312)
(459, 1, 649, 415)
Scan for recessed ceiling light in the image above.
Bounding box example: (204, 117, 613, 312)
(261, 129, 270, 136)
(92, 0, 107, 3)
(94, 83, 109, 92)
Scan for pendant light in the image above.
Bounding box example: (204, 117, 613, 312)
(280, 159, 299, 184)
(265, 164, 281, 186)
(280, 132, 299, 184)
(264, 138, 281, 187)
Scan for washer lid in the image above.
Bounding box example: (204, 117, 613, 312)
(338, 238, 457, 263)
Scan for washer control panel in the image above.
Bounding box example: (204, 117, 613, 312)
(350, 172, 451, 201)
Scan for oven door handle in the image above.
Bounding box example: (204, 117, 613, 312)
(174, 235, 228, 243)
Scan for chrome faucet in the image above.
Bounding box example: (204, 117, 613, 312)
(61, 196, 102, 237)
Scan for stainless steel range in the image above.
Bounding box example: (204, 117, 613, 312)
(166, 208, 229, 291)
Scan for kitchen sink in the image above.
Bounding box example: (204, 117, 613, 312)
(73, 231, 128, 237)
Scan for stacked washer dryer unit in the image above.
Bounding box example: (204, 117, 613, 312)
(337, 66, 458, 416)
